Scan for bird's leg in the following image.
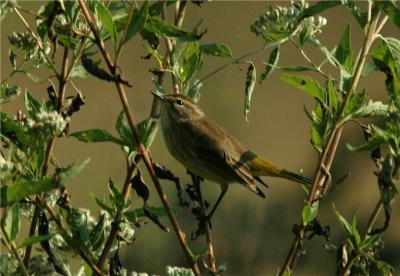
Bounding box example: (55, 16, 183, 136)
(207, 185, 228, 221)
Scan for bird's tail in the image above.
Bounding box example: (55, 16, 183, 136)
(249, 156, 311, 186)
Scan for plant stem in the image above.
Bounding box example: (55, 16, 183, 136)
(161, 0, 180, 94)
(41, 198, 102, 274)
(1, 224, 30, 276)
(279, 10, 382, 275)
(13, 7, 59, 77)
(77, 1, 200, 274)
(193, 179, 218, 275)
(23, 47, 70, 268)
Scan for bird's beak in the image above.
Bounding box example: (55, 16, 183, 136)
(151, 91, 165, 101)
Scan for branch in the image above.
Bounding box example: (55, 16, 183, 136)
(192, 175, 218, 274)
(23, 47, 70, 268)
(279, 10, 383, 275)
(77, 1, 200, 274)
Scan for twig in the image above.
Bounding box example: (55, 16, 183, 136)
(77, 1, 200, 274)
(193, 177, 218, 275)
(23, 47, 70, 268)
(1, 224, 30, 276)
(289, 36, 336, 82)
(13, 7, 58, 76)
(41, 199, 102, 274)
(279, 10, 383, 275)
(161, 1, 180, 94)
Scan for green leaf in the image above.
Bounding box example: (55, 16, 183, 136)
(244, 62, 256, 122)
(115, 111, 136, 148)
(376, 260, 395, 275)
(186, 80, 202, 103)
(69, 65, 88, 78)
(70, 129, 124, 145)
(344, 1, 367, 28)
(0, 111, 29, 148)
(360, 234, 381, 251)
(372, 40, 400, 110)
(173, 42, 203, 89)
(302, 201, 319, 225)
(0, 84, 21, 103)
(376, 1, 400, 29)
(18, 234, 54, 248)
(8, 49, 16, 70)
(281, 74, 325, 104)
(200, 43, 232, 58)
(145, 17, 199, 41)
(138, 117, 159, 149)
(94, 196, 115, 216)
(4, 203, 21, 241)
(89, 214, 105, 251)
(58, 158, 91, 184)
(96, 2, 118, 45)
(260, 46, 279, 84)
(299, 1, 341, 21)
(335, 25, 353, 73)
(1, 159, 89, 207)
(326, 79, 341, 111)
(351, 215, 361, 248)
(332, 203, 353, 238)
(25, 91, 42, 117)
(124, 1, 148, 44)
(361, 63, 378, 77)
(347, 125, 388, 152)
(57, 35, 79, 50)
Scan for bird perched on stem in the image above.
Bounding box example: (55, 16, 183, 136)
(154, 92, 310, 219)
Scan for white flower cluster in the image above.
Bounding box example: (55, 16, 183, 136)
(27, 109, 69, 135)
(166, 266, 194, 276)
(251, 0, 327, 40)
(0, 155, 13, 172)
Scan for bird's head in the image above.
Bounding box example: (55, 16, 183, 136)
(153, 93, 204, 121)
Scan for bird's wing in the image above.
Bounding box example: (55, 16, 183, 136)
(191, 117, 265, 198)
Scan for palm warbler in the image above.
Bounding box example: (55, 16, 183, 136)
(154, 93, 310, 218)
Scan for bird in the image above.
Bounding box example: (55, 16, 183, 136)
(154, 92, 310, 219)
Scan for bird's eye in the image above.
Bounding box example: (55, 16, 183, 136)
(176, 99, 184, 106)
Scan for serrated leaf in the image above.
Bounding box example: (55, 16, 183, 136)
(96, 2, 118, 45)
(260, 46, 279, 84)
(145, 17, 199, 41)
(124, 1, 148, 44)
(69, 65, 88, 78)
(70, 129, 124, 145)
(4, 203, 20, 241)
(281, 74, 325, 104)
(200, 43, 232, 58)
(244, 62, 256, 121)
(18, 234, 54, 248)
(302, 201, 319, 225)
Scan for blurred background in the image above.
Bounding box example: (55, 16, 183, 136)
(1, 1, 399, 275)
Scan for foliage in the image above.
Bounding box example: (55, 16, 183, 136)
(0, 0, 399, 275)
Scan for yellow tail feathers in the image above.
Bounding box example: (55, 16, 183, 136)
(248, 156, 311, 185)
